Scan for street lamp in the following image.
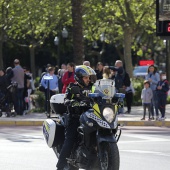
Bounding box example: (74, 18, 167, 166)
(99, 33, 106, 62)
(54, 36, 60, 67)
(54, 36, 59, 46)
(62, 28, 68, 64)
(62, 27, 68, 39)
(100, 33, 106, 42)
(54, 28, 68, 67)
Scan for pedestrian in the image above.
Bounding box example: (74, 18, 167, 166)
(61, 63, 67, 71)
(62, 62, 75, 93)
(141, 80, 153, 120)
(105, 60, 131, 92)
(57, 69, 65, 93)
(102, 67, 111, 79)
(156, 72, 169, 120)
(95, 62, 104, 79)
(39, 63, 51, 84)
(124, 82, 135, 114)
(145, 65, 160, 120)
(105, 60, 131, 114)
(5, 67, 13, 85)
(0, 69, 8, 94)
(23, 67, 35, 112)
(41, 67, 59, 114)
(11, 59, 25, 115)
(23, 67, 32, 114)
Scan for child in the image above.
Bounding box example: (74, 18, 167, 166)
(141, 80, 153, 120)
(156, 72, 169, 120)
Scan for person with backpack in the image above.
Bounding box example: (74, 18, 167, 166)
(105, 60, 131, 92)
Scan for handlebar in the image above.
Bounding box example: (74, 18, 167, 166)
(66, 92, 125, 107)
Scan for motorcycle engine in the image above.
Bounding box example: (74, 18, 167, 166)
(74, 146, 89, 168)
(73, 145, 98, 169)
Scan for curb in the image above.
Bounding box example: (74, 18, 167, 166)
(118, 121, 170, 127)
(0, 120, 170, 127)
(0, 120, 43, 126)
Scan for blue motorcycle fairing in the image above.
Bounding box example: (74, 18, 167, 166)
(97, 133, 117, 143)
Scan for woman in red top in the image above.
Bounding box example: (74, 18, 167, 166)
(62, 62, 75, 93)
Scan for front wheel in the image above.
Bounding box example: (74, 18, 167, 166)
(99, 142, 120, 170)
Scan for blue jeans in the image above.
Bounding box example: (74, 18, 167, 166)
(157, 93, 167, 118)
(14, 88, 24, 115)
(151, 90, 159, 117)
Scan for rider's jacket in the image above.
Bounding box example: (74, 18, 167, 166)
(64, 82, 93, 115)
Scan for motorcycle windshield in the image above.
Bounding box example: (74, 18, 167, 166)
(94, 79, 116, 98)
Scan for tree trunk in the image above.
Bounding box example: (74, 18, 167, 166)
(123, 27, 133, 78)
(29, 46, 36, 78)
(71, 0, 84, 65)
(0, 32, 4, 69)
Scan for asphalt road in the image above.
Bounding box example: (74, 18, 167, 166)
(119, 126, 170, 170)
(0, 126, 169, 170)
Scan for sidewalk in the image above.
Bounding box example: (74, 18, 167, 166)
(0, 105, 170, 127)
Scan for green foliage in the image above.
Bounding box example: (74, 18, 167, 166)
(31, 90, 45, 112)
(166, 96, 170, 104)
(0, 0, 165, 73)
(34, 77, 40, 88)
(132, 78, 144, 105)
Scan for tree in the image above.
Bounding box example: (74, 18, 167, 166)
(0, 0, 11, 69)
(4, 0, 71, 76)
(83, 0, 156, 77)
(71, 0, 84, 64)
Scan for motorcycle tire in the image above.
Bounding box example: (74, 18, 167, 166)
(99, 142, 120, 170)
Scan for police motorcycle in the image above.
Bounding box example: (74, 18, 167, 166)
(43, 79, 125, 170)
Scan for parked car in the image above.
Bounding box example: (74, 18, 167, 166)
(133, 66, 149, 78)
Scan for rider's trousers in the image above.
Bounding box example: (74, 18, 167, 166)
(56, 116, 79, 169)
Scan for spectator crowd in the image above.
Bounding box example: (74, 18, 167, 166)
(0, 59, 169, 120)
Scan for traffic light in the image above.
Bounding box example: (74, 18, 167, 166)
(156, 0, 170, 37)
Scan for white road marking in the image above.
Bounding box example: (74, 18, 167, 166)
(119, 134, 170, 143)
(120, 150, 170, 157)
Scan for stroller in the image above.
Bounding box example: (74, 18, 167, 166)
(0, 83, 17, 117)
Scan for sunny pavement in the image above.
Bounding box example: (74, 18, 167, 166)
(0, 104, 170, 127)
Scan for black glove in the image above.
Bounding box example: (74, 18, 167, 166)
(71, 100, 80, 107)
(64, 99, 71, 106)
(80, 100, 90, 107)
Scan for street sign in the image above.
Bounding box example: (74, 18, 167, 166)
(139, 60, 154, 66)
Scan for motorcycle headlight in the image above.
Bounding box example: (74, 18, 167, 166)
(103, 107, 115, 123)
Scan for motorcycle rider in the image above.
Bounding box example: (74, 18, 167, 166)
(56, 65, 96, 170)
